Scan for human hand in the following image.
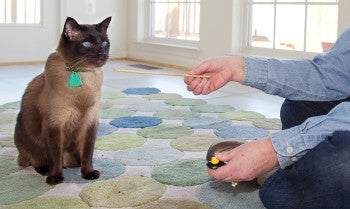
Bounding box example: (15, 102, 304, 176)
(184, 56, 245, 95)
(208, 137, 279, 182)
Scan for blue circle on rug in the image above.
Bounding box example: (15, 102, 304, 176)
(110, 116, 162, 128)
(64, 158, 125, 184)
(97, 123, 118, 136)
(122, 88, 161, 95)
(214, 125, 269, 140)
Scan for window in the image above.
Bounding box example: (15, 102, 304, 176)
(149, 0, 200, 43)
(246, 0, 339, 53)
(0, 0, 41, 24)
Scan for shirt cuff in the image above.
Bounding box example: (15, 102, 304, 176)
(242, 56, 269, 91)
(270, 127, 309, 169)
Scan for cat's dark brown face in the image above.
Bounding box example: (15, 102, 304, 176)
(58, 17, 112, 68)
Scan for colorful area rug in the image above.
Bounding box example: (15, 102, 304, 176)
(0, 87, 281, 209)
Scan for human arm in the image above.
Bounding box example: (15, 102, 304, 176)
(209, 102, 350, 182)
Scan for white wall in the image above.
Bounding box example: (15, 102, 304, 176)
(0, 0, 128, 63)
(0, 1, 59, 62)
(0, 0, 260, 67)
(127, 0, 242, 68)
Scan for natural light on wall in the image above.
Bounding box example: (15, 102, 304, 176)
(150, 0, 200, 41)
(0, 0, 41, 24)
(248, 0, 338, 53)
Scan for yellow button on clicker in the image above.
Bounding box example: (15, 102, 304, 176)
(210, 157, 220, 165)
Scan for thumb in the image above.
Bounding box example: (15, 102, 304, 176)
(215, 150, 235, 163)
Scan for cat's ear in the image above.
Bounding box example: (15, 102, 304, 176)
(63, 17, 81, 41)
(97, 16, 112, 34)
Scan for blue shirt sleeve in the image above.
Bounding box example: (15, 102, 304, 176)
(242, 27, 350, 168)
(243, 27, 350, 101)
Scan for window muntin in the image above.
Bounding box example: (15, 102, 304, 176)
(247, 0, 338, 53)
(149, 0, 200, 42)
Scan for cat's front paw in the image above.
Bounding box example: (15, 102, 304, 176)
(46, 175, 64, 185)
(83, 170, 100, 180)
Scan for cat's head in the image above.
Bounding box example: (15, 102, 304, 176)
(57, 16, 112, 68)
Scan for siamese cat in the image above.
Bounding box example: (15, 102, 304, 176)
(14, 16, 111, 185)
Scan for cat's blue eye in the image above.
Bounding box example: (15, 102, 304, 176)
(82, 42, 92, 48)
(102, 41, 108, 47)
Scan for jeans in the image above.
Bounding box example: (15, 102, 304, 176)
(259, 99, 350, 209)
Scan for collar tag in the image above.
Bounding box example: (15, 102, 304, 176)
(68, 72, 82, 88)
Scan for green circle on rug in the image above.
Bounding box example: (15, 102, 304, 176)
(198, 180, 264, 209)
(137, 199, 212, 209)
(253, 118, 282, 130)
(102, 90, 126, 99)
(0, 175, 53, 205)
(3, 197, 89, 209)
(171, 135, 222, 152)
(130, 102, 170, 112)
(220, 110, 266, 121)
(0, 136, 16, 147)
(143, 93, 182, 100)
(1, 101, 21, 109)
(0, 112, 17, 124)
(191, 104, 235, 113)
(154, 109, 200, 120)
(80, 176, 166, 208)
(96, 133, 146, 150)
(152, 159, 211, 186)
(137, 125, 193, 139)
(182, 117, 232, 129)
(0, 157, 21, 178)
(104, 97, 148, 106)
(165, 98, 207, 106)
(114, 143, 183, 166)
(100, 108, 135, 119)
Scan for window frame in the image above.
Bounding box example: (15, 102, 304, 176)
(240, 0, 350, 58)
(145, 0, 200, 49)
(0, 0, 43, 27)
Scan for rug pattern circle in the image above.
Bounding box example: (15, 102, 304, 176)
(136, 199, 212, 209)
(165, 98, 207, 106)
(97, 123, 118, 136)
(130, 102, 170, 112)
(102, 91, 126, 99)
(220, 110, 266, 122)
(0, 157, 21, 178)
(154, 109, 200, 120)
(253, 118, 282, 130)
(190, 104, 235, 113)
(182, 117, 232, 129)
(100, 108, 135, 119)
(110, 116, 162, 128)
(151, 159, 212, 186)
(137, 125, 193, 139)
(63, 158, 126, 184)
(197, 180, 264, 209)
(79, 176, 166, 208)
(95, 133, 147, 150)
(170, 135, 222, 152)
(122, 87, 161, 95)
(2, 197, 89, 209)
(215, 125, 269, 140)
(114, 144, 183, 166)
(143, 93, 182, 100)
(0, 175, 53, 205)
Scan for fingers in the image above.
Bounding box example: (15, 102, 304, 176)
(186, 77, 210, 95)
